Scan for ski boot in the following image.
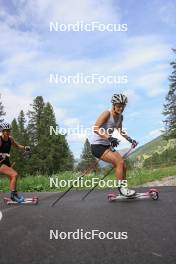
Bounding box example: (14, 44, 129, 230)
(118, 184, 136, 197)
(11, 191, 24, 203)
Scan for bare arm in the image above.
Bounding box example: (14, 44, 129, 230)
(116, 116, 130, 140)
(114, 115, 125, 137)
(93, 111, 111, 140)
(11, 137, 25, 151)
(118, 122, 138, 146)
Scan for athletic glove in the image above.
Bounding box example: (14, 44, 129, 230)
(126, 137, 138, 148)
(24, 146, 31, 151)
(108, 137, 120, 147)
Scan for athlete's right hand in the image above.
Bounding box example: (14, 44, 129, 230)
(108, 137, 120, 147)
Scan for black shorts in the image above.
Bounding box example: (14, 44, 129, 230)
(91, 144, 110, 159)
(0, 157, 11, 167)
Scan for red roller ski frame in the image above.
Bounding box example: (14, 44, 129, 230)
(4, 196, 39, 205)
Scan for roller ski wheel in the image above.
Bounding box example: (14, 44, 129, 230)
(149, 189, 159, 200)
(108, 193, 117, 202)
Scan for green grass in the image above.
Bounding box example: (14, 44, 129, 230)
(127, 165, 176, 186)
(0, 165, 176, 192)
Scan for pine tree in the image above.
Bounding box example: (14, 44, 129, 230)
(163, 49, 176, 139)
(77, 138, 97, 172)
(27, 97, 74, 175)
(26, 96, 46, 174)
(17, 110, 31, 174)
(27, 96, 45, 145)
(11, 114, 30, 176)
(11, 118, 23, 173)
(36, 102, 74, 174)
(44, 102, 74, 172)
(0, 100, 6, 124)
(11, 119, 20, 140)
(18, 110, 28, 142)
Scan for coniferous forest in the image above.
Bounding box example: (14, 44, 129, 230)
(0, 96, 74, 176)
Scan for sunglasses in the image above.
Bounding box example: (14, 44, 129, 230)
(3, 129, 12, 132)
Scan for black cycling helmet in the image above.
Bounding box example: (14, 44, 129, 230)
(0, 122, 12, 131)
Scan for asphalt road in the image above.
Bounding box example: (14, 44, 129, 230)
(0, 187, 176, 264)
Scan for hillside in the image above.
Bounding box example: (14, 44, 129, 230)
(130, 135, 176, 162)
(75, 136, 176, 169)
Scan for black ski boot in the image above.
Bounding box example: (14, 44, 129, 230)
(11, 191, 24, 203)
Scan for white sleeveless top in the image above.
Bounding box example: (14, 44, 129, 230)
(91, 111, 123, 146)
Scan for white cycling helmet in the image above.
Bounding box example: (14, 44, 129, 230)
(0, 122, 12, 131)
(111, 94, 128, 105)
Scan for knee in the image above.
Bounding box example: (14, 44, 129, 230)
(123, 160, 127, 170)
(11, 172, 18, 179)
(115, 159, 126, 167)
(119, 159, 126, 167)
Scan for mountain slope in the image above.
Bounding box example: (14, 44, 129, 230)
(130, 135, 176, 161)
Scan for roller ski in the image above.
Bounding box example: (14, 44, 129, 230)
(4, 191, 38, 205)
(108, 188, 159, 202)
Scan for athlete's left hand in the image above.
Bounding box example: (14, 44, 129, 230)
(127, 137, 138, 148)
(131, 139, 138, 148)
(25, 146, 31, 151)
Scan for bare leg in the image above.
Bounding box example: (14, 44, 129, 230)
(100, 149, 135, 196)
(0, 165, 18, 191)
(100, 149, 126, 180)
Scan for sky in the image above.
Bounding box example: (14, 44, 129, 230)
(0, 0, 176, 158)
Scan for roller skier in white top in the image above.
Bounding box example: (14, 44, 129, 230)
(91, 94, 138, 197)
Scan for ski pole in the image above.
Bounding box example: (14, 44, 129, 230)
(11, 161, 16, 168)
(51, 147, 113, 207)
(81, 146, 134, 201)
(51, 158, 100, 206)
